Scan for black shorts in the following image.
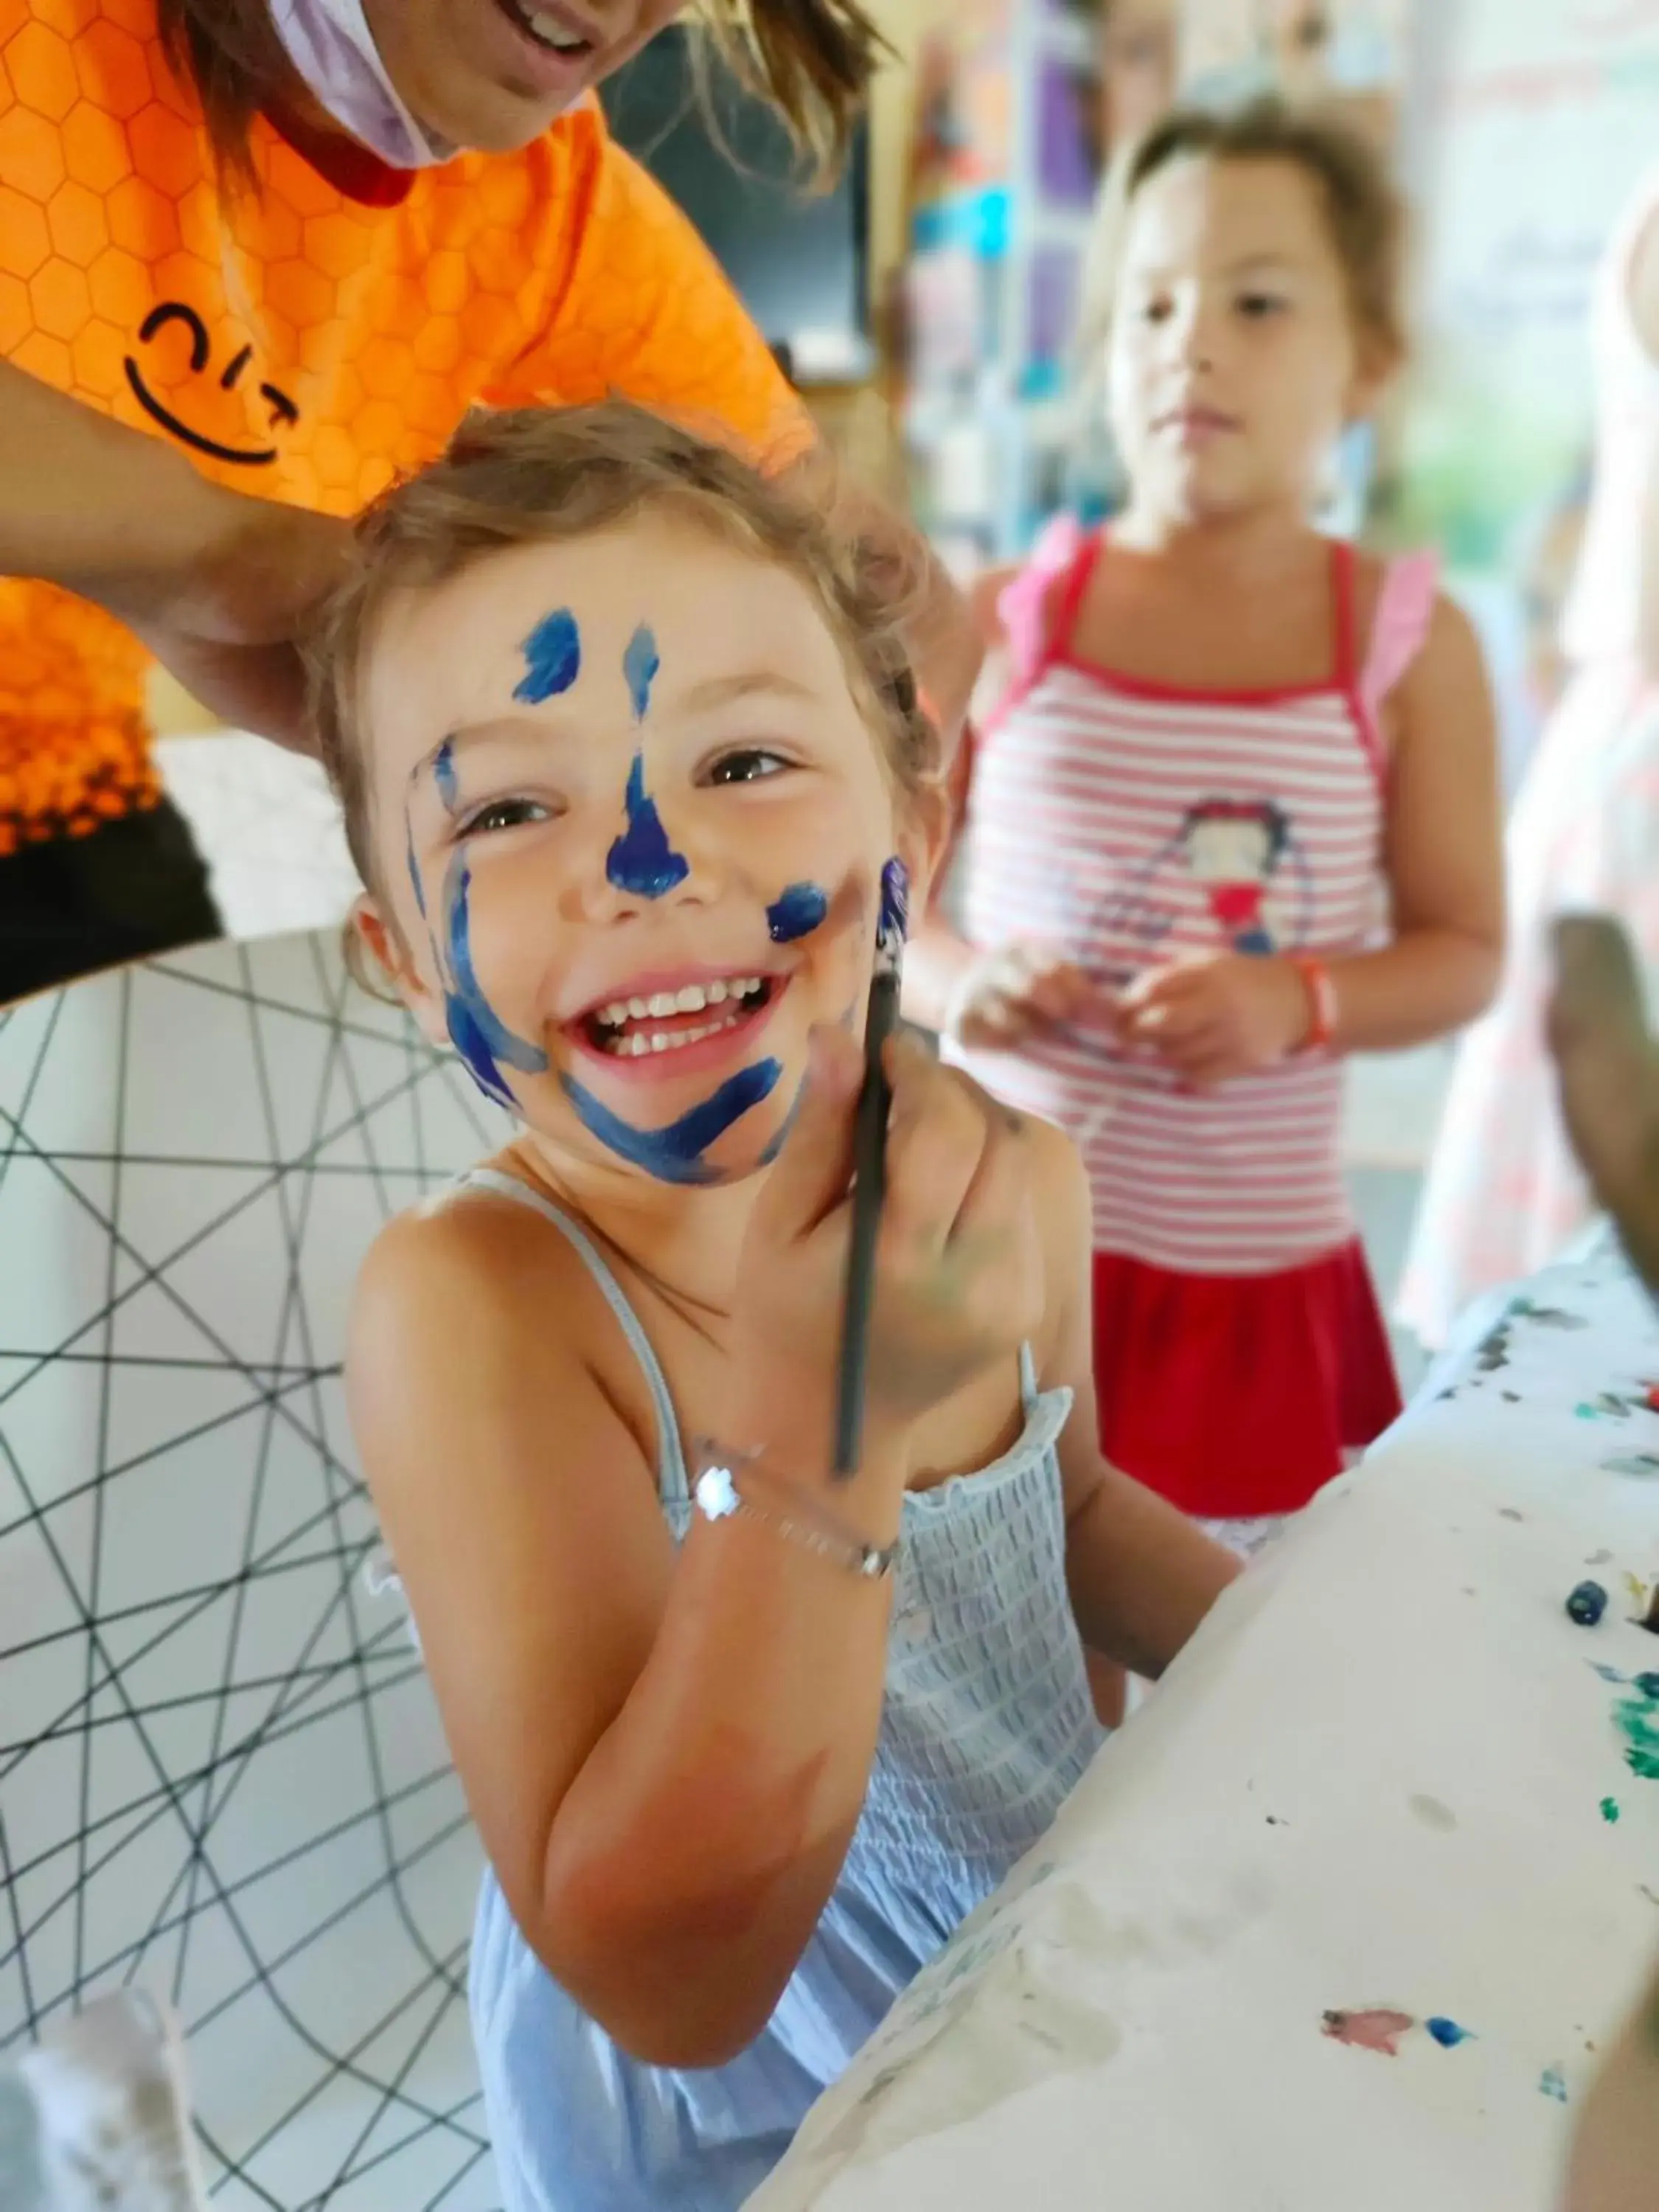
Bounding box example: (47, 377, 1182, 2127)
(0, 800, 222, 1006)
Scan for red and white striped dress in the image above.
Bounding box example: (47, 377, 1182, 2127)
(948, 523, 1432, 1519)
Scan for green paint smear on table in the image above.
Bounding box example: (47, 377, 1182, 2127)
(1601, 1797, 1621, 1823)
(1615, 1694, 1659, 1781)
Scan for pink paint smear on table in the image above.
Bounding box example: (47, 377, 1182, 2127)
(1322, 2008, 1416, 2056)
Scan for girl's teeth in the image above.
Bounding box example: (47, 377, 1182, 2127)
(608, 1009, 751, 1058)
(526, 8, 588, 49)
(591, 976, 772, 1048)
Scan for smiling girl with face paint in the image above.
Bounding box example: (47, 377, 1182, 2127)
(0, 0, 989, 1006)
(311, 400, 1239, 2211)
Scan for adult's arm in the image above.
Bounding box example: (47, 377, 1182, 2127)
(0, 359, 349, 746)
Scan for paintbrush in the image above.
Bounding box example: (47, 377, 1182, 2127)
(832, 859, 908, 1478)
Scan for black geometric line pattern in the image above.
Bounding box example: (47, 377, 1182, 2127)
(0, 931, 509, 2210)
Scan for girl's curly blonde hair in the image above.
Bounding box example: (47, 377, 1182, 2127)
(305, 399, 939, 905)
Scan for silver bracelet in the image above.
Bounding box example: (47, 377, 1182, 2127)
(691, 1445, 899, 1582)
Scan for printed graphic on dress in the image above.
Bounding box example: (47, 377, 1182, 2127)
(1178, 799, 1307, 955)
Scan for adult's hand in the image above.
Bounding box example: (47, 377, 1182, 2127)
(125, 495, 353, 752)
(1, 361, 350, 751)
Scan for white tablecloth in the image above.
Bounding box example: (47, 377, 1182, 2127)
(752, 1245, 1659, 2212)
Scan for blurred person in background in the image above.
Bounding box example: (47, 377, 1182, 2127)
(1550, 912, 1659, 2212)
(1399, 167, 1659, 1347)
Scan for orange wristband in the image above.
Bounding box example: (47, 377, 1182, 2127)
(1290, 954, 1338, 1052)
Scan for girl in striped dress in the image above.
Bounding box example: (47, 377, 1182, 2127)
(907, 100, 1505, 1559)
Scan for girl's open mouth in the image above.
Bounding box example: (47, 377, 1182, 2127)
(571, 973, 785, 1079)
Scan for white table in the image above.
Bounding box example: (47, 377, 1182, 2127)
(753, 1245, 1659, 2212)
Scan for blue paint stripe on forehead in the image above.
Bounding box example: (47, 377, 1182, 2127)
(515, 609, 582, 705)
(623, 624, 660, 721)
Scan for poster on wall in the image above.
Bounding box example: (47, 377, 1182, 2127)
(1396, 0, 1659, 778)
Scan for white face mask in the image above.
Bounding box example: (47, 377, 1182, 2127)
(270, 0, 456, 168)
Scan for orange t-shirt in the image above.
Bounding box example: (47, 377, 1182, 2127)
(0, 0, 809, 852)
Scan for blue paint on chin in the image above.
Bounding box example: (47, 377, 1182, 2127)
(608, 753, 690, 900)
(561, 1058, 782, 1183)
(766, 883, 830, 945)
(515, 609, 582, 705)
(623, 622, 660, 721)
(441, 852, 549, 1106)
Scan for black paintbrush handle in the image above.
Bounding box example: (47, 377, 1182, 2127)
(832, 969, 901, 1477)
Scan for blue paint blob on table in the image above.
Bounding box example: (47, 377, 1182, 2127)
(767, 883, 829, 944)
(562, 1058, 781, 1183)
(1425, 2018, 1474, 2048)
(1540, 2066, 1568, 2104)
(607, 754, 689, 900)
(623, 622, 660, 721)
(1567, 1579, 1610, 1627)
(441, 853, 549, 1106)
(515, 609, 582, 704)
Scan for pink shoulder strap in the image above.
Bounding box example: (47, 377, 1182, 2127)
(994, 512, 1088, 700)
(1360, 549, 1440, 723)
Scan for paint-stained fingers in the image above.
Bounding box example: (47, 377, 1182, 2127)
(879, 1038, 1005, 1264)
(747, 1025, 865, 1242)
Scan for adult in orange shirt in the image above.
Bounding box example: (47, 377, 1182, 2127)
(0, 0, 967, 999)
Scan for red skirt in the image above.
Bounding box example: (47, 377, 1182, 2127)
(1091, 1239, 1402, 1519)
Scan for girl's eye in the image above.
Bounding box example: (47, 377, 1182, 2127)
(1141, 296, 1175, 325)
(707, 747, 790, 787)
(458, 796, 551, 837)
(1238, 292, 1288, 319)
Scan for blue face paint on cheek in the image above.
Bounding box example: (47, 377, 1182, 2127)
(515, 610, 582, 705)
(766, 883, 830, 945)
(623, 623, 660, 721)
(406, 740, 457, 919)
(561, 1060, 782, 1183)
(607, 753, 690, 900)
(440, 851, 549, 1107)
(433, 737, 459, 812)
